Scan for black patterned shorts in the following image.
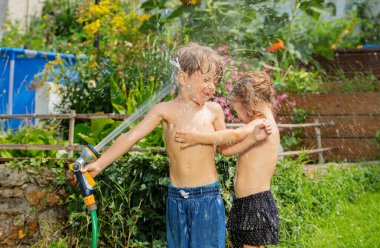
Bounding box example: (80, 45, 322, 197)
(227, 190, 279, 247)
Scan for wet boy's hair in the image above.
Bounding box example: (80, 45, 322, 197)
(173, 43, 223, 83)
(231, 71, 275, 119)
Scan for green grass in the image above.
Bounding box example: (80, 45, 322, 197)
(299, 191, 380, 247)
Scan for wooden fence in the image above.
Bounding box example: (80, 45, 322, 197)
(0, 111, 336, 164)
(277, 93, 380, 161)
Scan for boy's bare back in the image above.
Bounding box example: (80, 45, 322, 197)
(234, 117, 280, 198)
(157, 99, 225, 187)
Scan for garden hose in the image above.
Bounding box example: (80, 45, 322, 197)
(68, 145, 100, 248)
(90, 210, 98, 248)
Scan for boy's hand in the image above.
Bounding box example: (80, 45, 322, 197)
(65, 161, 101, 188)
(175, 130, 201, 149)
(79, 161, 102, 178)
(253, 120, 272, 142)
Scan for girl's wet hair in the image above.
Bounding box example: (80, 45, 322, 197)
(231, 71, 275, 119)
(173, 43, 223, 83)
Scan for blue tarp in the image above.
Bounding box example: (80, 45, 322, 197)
(0, 48, 77, 129)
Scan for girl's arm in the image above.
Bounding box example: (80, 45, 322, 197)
(218, 134, 262, 156)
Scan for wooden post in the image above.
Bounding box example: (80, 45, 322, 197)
(314, 119, 324, 164)
(68, 110, 76, 158)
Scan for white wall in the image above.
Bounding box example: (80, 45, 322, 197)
(0, 0, 9, 38)
(7, 0, 44, 32)
(35, 82, 62, 115)
(0, 0, 44, 38)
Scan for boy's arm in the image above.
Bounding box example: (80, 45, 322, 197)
(80, 103, 164, 177)
(212, 103, 227, 132)
(174, 103, 247, 147)
(175, 126, 251, 147)
(175, 117, 271, 148)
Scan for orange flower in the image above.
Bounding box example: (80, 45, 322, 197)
(267, 38, 285, 52)
(331, 44, 338, 49)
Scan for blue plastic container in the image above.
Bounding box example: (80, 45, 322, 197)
(0, 48, 76, 129)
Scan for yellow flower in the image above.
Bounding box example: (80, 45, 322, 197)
(18, 229, 26, 239)
(343, 29, 350, 34)
(149, 76, 155, 81)
(78, 17, 84, 24)
(111, 15, 126, 32)
(167, 36, 172, 44)
(331, 44, 338, 49)
(357, 44, 363, 48)
(49, 55, 63, 66)
(88, 3, 102, 17)
(138, 13, 150, 22)
(84, 19, 101, 36)
(89, 61, 98, 69)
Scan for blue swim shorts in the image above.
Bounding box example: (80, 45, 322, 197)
(166, 182, 226, 248)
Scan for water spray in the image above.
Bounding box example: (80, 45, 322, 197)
(68, 60, 180, 247)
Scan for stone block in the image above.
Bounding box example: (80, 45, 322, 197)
(26, 190, 60, 209)
(0, 198, 30, 215)
(0, 188, 24, 198)
(0, 165, 29, 187)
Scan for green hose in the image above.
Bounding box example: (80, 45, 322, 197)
(90, 210, 98, 248)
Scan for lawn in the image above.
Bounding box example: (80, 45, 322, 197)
(300, 191, 380, 247)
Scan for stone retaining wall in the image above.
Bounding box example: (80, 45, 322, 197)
(0, 164, 67, 247)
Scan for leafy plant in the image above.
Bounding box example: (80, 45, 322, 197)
(0, 125, 65, 158)
(280, 108, 309, 151)
(355, 0, 380, 45)
(74, 118, 122, 146)
(270, 66, 322, 94)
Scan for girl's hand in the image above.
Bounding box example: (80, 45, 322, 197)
(175, 130, 201, 149)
